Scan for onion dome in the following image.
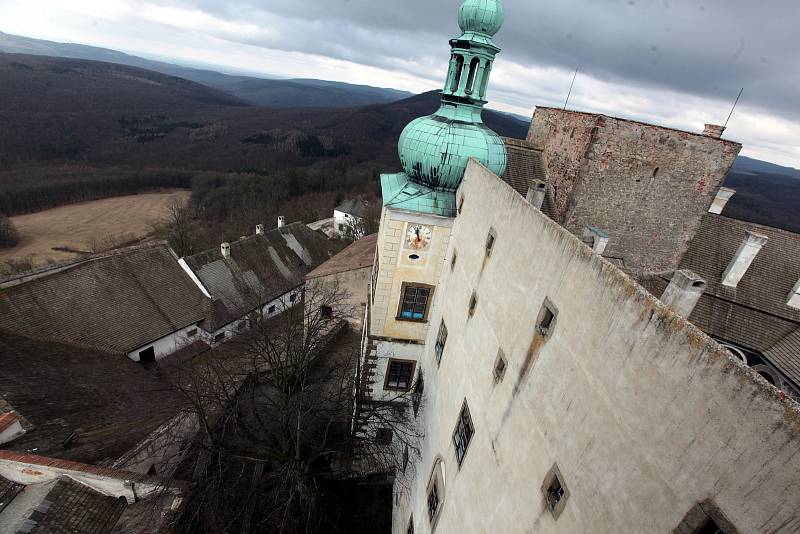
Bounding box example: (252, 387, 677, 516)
(459, 0, 506, 37)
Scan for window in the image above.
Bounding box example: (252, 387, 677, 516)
(457, 194, 465, 214)
(289, 293, 297, 303)
(375, 428, 393, 445)
(187, 328, 198, 337)
(268, 304, 276, 314)
(371, 251, 380, 303)
(214, 332, 225, 343)
(493, 350, 507, 383)
(450, 250, 457, 271)
(541, 463, 570, 520)
(412, 370, 424, 416)
(536, 298, 558, 338)
(450, 55, 464, 92)
(468, 292, 478, 318)
(407, 516, 414, 534)
(485, 230, 496, 257)
(321, 305, 333, 318)
(465, 57, 480, 95)
(385, 359, 416, 391)
(676, 500, 738, 534)
(434, 320, 448, 365)
(138, 346, 155, 364)
(427, 481, 440, 521)
(397, 283, 434, 321)
(452, 401, 474, 467)
(696, 519, 724, 534)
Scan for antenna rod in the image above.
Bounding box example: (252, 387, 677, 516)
(724, 87, 744, 128)
(563, 66, 579, 110)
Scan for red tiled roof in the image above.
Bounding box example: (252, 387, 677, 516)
(0, 412, 18, 432)
(0, 449, 155, 483)
(306, 234, 377, 279)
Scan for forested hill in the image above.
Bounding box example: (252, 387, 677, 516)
(0, 31, 412, 108)
(0, 54, 527, 217)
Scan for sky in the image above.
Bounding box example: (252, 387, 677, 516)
(1, 0, 799, 167)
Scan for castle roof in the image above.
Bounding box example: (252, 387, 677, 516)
(307, 233, 377, 280)
(0, 242, 209, 354)
(184, 222, 339, 330)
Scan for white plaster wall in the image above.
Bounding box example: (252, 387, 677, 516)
(206, 286, 304, 345)
(393, 161, 800, 534)
(373, 340, 425, 403)
(334, 209, 363, 237)
(0, 420, 24, 445)
(127, 323, 202, 362)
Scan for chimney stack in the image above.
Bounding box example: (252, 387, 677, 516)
(721, 230, 768, 287)
(221, 242, 231, 259)
(526, 180, 547, 210)
(277, 216, 285, 228)
(661, 269, 706, 318)
(582, 226, 609, 255)
(788, 280, 800, 310)
(255, 224, 265, 236)
(708, 187, 736, 214)
(703, 124, 726, 139)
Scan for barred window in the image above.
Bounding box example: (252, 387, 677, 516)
(435, 320, 448, 365)
(397, 283, 433, 321)
(385, 359, 416, 391)
(427, 481, 440, 521)
(453, 401, 474, 466)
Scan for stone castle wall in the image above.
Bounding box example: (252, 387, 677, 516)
(393, 160, 800, 534)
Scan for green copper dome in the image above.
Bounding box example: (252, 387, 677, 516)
(459, 0, 506, 37)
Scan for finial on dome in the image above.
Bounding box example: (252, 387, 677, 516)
(458, 0, 506, 37)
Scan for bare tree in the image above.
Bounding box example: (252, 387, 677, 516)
(0, 213, 19, 249)
(153, 198, 197, 257)
(340, 201, 382, 242)
(158, 278, 422, 534)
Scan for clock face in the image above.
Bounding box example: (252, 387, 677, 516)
(406, 224, 432, 251)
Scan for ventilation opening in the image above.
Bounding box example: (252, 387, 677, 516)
(485, 230, 496, 257)
(450, 55, 464, 92)
(757, 370, 776, 386)
(450, 250, 457, 271)
(493, 350, 507, 383)
(321, 305, 333, 318)
(465, 57, 480, 95)
(468, 293, 478, 318)
(409, 254, 420, 261)
(696, 518, 724, 534)
(479, 60, 492, 98)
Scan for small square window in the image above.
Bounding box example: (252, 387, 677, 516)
(321, 305, 333, 318)
(268, 304, 276, 314)
(468, 292, 478, 318)
(536, 298, 558, 338)
(187, 328, 198, 337)
(435, 321, 448, 365)
(375, 428, 393, 445)
(453, 401, 474, 467)
(485, 231, 496, 257)
(385, 359, 416, 391)
(676, 499, 738, 534)
(214, 332, 225, 343)
(493, 350, 507, 383)
(541, 463, 570, 520)
(289, 293, 297, 303)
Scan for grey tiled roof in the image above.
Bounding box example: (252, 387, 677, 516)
(0, 243, 209, 354)
(20, 477, 127, 534)
(640, 215, 800, 386)
(0, 332, 185, 464)
(335, 198, 370, 218)
(501, 138, 558, 219)
(0, 474, 23, 514)
(185, 222, 339, 330)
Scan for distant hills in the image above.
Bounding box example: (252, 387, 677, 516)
(0, 31, 412, 108)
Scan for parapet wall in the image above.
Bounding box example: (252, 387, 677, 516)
(396, 159, 800, 534)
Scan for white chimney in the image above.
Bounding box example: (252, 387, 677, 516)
(708, 187, 736, 214)
(703, 124, 726, 139)
(221, 242, 231, 259)
(255, 224, 265, 235)
(721, 230, 768, 288)
(788, 280, 800, 310)
(582, 227, 609, 255)
(526, 180, 547, 210)
(277, 216, 286, 228)
(661, 270, 706, 318)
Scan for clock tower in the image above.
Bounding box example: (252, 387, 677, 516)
(369, 0, 507, 345)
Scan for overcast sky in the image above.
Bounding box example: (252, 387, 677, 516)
(2, 0, 798, 166)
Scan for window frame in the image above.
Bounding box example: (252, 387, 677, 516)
(541, 463, 570, 520)
(384, 358, 417, 391)
(452, 400, 475, 467)
(396, 282, 435, 323)
(493, 349, 507, 384)
(426, 457, 446, 530)
(434, 320, 448, 365)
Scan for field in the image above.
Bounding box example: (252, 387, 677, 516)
(0, 191, 190, 266)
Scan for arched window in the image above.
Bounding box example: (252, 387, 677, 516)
(465, 57, 480, 95)
(450, 55, 464, 93)
(479, 60, 493, 98)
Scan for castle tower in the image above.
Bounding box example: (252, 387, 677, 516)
(366, 0, 507, 388)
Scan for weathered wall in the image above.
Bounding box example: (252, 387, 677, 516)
(309, 267, 372, 327)
(394, 161, 800, 534)
(370, 206, 452, 342)
(529, 108, 742, 273)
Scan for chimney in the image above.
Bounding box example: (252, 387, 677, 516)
(582, 226, 609, 255)
(277, 216, 285, 228)
(255, 224, 265, 235)
(661, 269, 706, 318)
(721, 230, 768, 287)
(708, 187, 736, 214)
(526, 180, 547, 210)
(221, 242, 231, 259)
(702, 124, 726, 139)
(788, 280, 800, 310)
